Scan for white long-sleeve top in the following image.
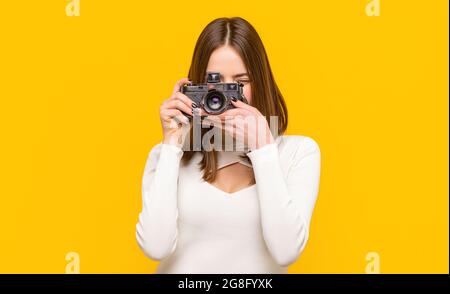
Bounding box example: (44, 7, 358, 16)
(136, 135, 321, 274)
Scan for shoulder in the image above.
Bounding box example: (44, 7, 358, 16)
(150, 142, 163, 153)
(276, 135, 321, 166)
(147, 142, 163, 159)
(276, 135, 321, 173)
(277, 135, 320, 154)
(147, 142, 184, 161)
(142, 143, 163, 171)
(148, 142, 184, 155)
(144, 142, 184, 171)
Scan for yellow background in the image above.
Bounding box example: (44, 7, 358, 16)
(0, 0, 448, 273)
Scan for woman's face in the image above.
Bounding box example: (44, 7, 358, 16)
(206, 45, 252, 104)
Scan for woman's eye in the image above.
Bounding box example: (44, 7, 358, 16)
(236, 80, 250, 84)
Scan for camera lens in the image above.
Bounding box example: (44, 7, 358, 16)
(209, 96, 223, 110)
(203, 90, 227, 114)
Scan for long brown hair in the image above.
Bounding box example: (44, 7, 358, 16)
(182, 17, 288, 182)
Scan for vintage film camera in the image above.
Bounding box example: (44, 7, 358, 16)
(181, 72, 248, 116)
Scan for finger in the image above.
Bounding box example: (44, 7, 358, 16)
(169, 91, 196, 115)
(164, 99, 192, 115)
(173, 91, 196, 108)
(173, 113, 190, 125)
(192, 107, 207, 117)
(161, 108, 182, 119)
(216, 108, 251, 120)
(171, 77, 191, 96)
(230, 99, 259, 114)
(163, 109, 190, 125)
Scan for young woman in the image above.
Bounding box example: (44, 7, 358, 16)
(136, 17, 321, 274)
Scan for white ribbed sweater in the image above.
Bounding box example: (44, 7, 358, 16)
(136, 135, 321, 274)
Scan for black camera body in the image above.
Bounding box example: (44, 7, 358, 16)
(181, 72, 247, 115)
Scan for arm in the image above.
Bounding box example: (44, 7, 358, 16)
(247, 137, 321, 267)
(136, 143, 183, 261)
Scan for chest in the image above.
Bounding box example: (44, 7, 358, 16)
(177, 163, 262, 232)
(209, 162, 256, 194)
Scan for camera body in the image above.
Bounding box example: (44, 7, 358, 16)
(181, 72, 247, 116)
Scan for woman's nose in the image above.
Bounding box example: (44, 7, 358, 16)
(222, 77, 234, 83)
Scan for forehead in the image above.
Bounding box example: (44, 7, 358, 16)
(206, 45, 248, 77)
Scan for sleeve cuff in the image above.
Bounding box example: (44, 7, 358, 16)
(159, 143, 184, 163)
(246, 142, 279, 165)
(161, 143, 183, 153)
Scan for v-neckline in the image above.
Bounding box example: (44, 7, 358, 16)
(203, 180, 257, 197)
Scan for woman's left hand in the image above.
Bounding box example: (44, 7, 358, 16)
(205, 99, 275, 151)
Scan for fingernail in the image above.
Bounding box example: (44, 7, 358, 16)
(192, 102, 198, 108)
(231, 97, 237, 102)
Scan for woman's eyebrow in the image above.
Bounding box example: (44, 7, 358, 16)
(232, 73, 249, 78)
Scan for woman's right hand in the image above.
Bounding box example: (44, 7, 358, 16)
(160, 78, 196, 148)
